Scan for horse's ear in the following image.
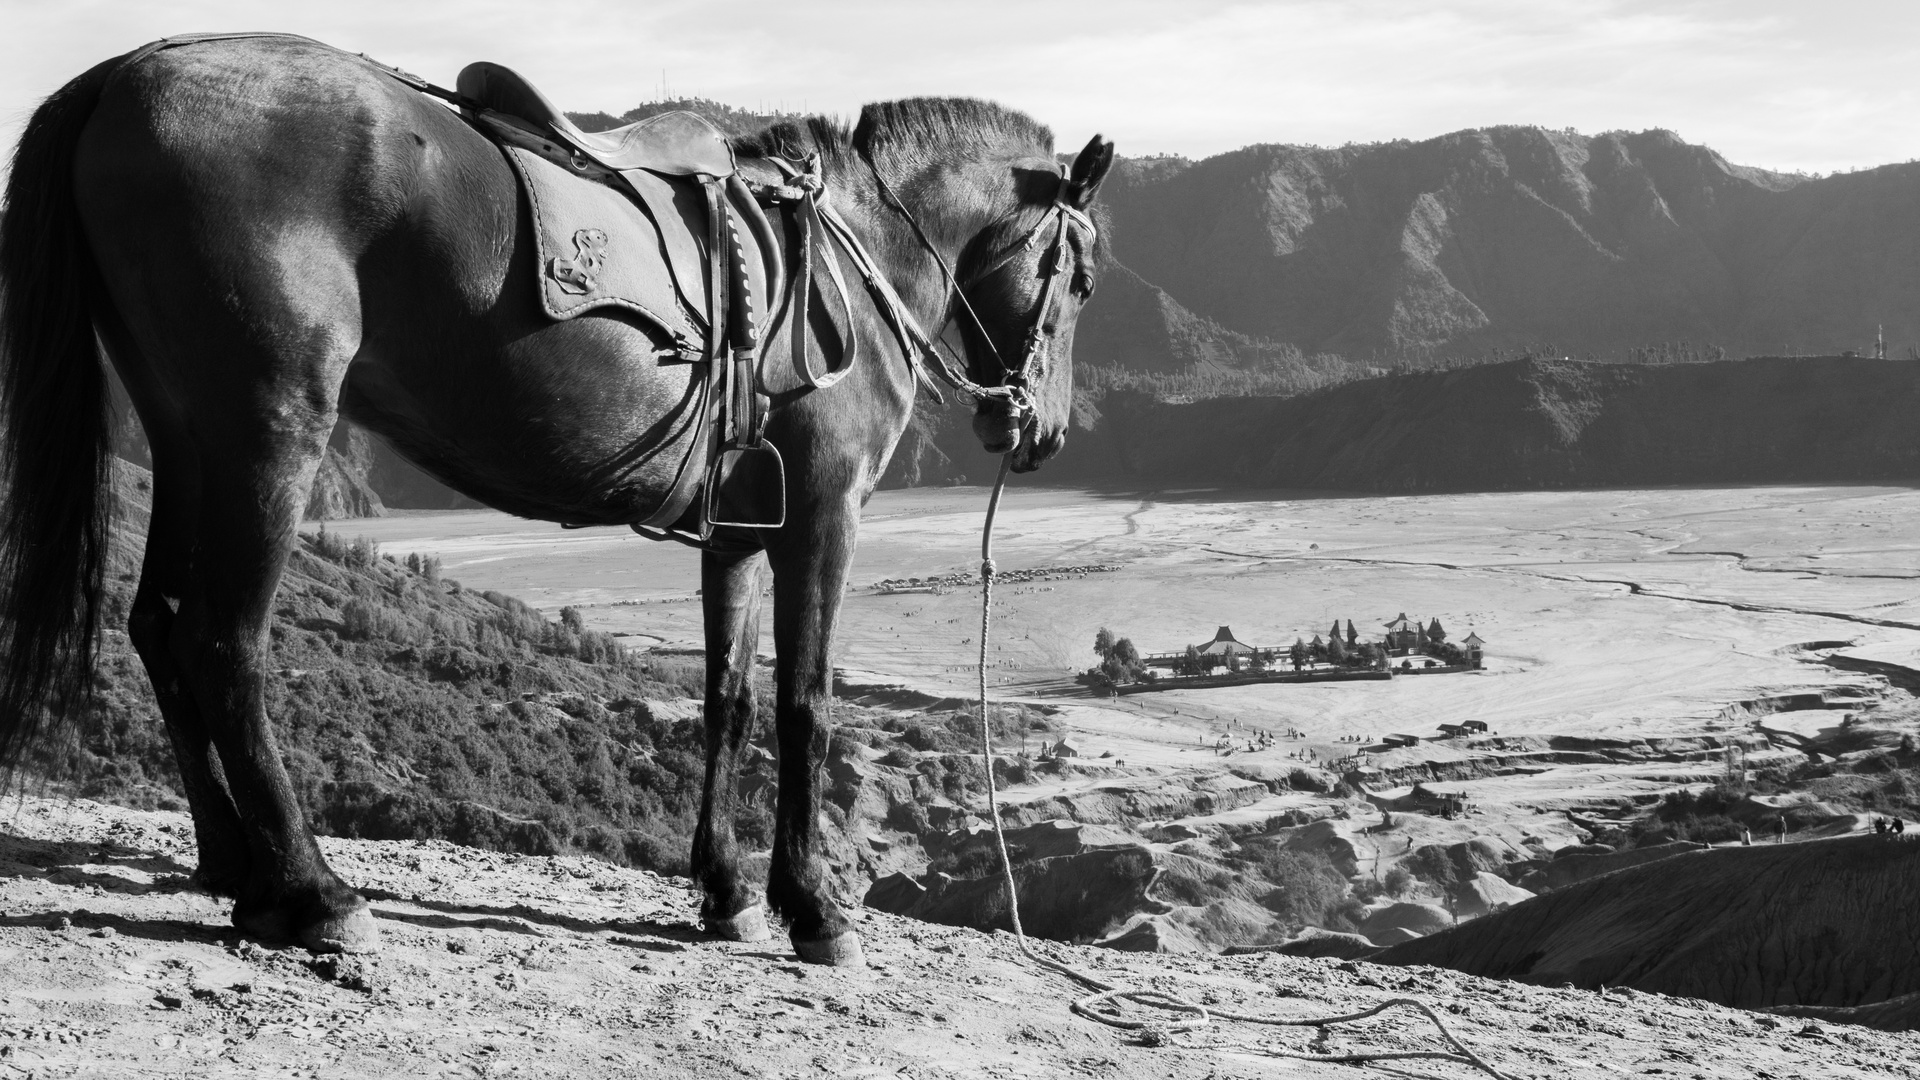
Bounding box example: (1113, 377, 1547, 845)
(1065, 134, 1115, 209)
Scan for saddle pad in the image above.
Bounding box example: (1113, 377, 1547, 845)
(504, 145, 706, 348)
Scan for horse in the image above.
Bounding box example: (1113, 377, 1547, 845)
(0, 34, 1112, 964)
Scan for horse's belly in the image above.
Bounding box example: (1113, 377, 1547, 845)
(343, 312, 705, 525)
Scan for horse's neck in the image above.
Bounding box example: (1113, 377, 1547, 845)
(824, 159, 997, 335)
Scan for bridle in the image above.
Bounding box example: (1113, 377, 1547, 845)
(755, 149, 1096, 424)
(864, 155, 1098, 422)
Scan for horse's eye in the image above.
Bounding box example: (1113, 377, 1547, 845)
(1071, 270, 1095, 298)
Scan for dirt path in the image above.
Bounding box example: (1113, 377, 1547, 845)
(3, 796, 1913, 1079)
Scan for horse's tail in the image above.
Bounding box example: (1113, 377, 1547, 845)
(0, 56, 123, 772)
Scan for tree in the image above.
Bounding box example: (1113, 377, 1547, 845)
(1346, 620, 1358, 648)
(1327, 633, 1347, 664)
(1112, 637, 1140, 669)
(1426, 618, 1447, 647)
(1094, 627, 1115, 660)
(1289, 638, 1307, 671)
(1180, 644, 1204, 676)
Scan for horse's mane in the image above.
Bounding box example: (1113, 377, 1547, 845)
(733, 98, 1054, 174)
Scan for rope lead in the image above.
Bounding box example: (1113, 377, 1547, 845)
(972, 455, 1515, 1079)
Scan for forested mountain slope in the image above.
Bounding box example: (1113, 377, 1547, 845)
(1093, 128, 1920, 359)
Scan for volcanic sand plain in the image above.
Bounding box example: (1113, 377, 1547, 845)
(342, 484, 1920, 838)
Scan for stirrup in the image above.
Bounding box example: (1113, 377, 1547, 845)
(703, 442, 786, 530)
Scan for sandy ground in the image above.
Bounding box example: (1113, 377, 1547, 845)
(4, 794, 1915, 1080)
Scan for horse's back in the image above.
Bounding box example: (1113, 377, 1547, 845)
(74, 37, 705, 525)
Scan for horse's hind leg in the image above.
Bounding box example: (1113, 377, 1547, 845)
(124, 447, 252, 896)
(166, 411, 377, 952)
(692, 547, 771, 942)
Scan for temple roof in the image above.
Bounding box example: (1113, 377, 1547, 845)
(1195, 625, 1254, 655)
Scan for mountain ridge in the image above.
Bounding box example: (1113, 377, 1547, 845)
(1093, 125, 1919, 360)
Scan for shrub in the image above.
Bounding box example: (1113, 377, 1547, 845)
(1384, 865, 1414, 895)
(405, 552, 444, 584)
(312, 526, 349, 562)
(887, 799, 932, 834)
(1249, 847, 1351, 930)
(930, 844, 1028, 881)
(346, 535, 379, 570)
(1404, 846, 1459, 892)
(340, 598, 376, 641)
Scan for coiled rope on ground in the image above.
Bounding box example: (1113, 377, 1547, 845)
(972, 453, 1515, 1079)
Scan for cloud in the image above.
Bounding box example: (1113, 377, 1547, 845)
(2, 0, 1918, 172)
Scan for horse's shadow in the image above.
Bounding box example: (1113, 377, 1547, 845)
(0, 909, 227, 946)
(1, 827, 715, 952)
(0, 831, 196, 887)
(356, 887, 710, 947)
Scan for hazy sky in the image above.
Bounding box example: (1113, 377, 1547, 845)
(5, 0, 1918, 173)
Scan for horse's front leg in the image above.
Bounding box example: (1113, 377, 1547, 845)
(765, 501, 864, 966)
(692, 546, 771, 942)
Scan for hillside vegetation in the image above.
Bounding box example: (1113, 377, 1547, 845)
(30, 463, 751, 875)
(1036, 355, 1920, 491)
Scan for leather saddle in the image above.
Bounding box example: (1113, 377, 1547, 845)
(453, 62, 789, 542)
(456, 62, 735, 178)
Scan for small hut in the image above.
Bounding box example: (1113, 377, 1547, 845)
(1462, 631, 1485, 666)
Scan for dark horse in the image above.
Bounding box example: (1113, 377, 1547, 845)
(0, 36, 1111, 963)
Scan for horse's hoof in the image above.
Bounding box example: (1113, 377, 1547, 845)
(301, 895, 380, 955)
(706, 904, 771, 943)
(793, 931, 865, 968)
(235, 892, 380, 954)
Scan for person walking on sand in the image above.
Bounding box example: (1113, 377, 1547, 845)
(1774, 817, 1787, 843)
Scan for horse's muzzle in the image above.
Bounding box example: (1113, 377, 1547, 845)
(973, 407, 1021, 457)
(1009, 426, 1065, 474)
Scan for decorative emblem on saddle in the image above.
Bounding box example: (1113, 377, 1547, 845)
(547, 229, 609, 295)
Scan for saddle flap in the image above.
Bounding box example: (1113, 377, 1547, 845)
(503, 146, 701, 344)
(620, 168, 714, 329)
